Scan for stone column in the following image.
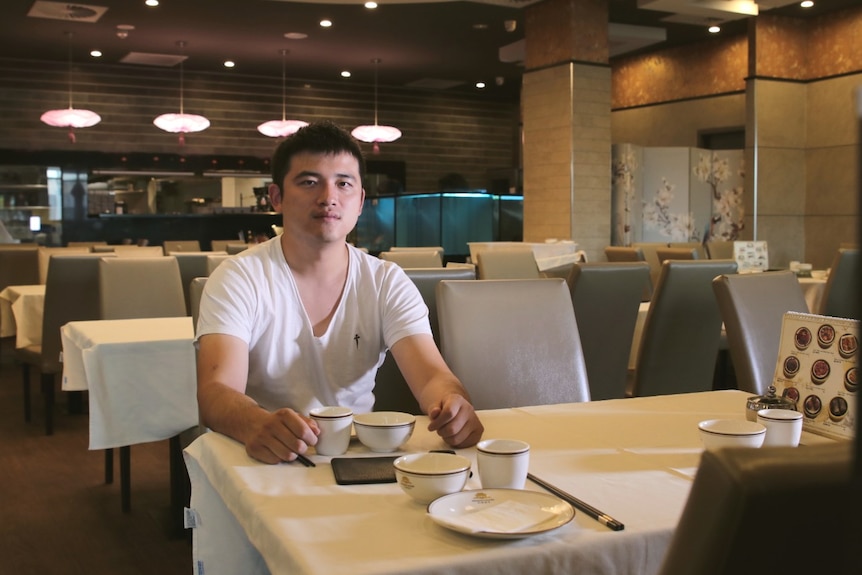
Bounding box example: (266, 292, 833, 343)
(522, 0, 610, 261)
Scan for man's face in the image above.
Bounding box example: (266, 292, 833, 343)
(269, 151, 365, 245)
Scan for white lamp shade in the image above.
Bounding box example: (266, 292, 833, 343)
(153, 112, 210, 133)
(40, 107, 101, 128)
(257, 119, 308, 138)
(351, 124, 402, 143)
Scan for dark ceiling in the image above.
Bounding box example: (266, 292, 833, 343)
(0, 0, 855, 101)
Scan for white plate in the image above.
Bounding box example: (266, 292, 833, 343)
(427, 489, 575, 539)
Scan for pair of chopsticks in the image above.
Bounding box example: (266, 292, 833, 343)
(292, 452, 315, 467)
(527, 473, 624, 531)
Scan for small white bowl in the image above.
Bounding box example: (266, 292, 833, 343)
(393, 452, 471, 504)
(698, 419, 766, 450)
(353, 411, 416, 452)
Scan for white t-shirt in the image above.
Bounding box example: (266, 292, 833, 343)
(196, 238, 430, 414)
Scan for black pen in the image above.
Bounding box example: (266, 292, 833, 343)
(527, 473, 624, 531)
(292, 452, 316, 467)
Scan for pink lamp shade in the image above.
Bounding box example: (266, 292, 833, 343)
(351, 124, 401, 153)
(153, 112, 210, 145)
(41, 107, 101, 143)
(257, 119, 308, 138)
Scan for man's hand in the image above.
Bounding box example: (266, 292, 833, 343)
(426, 394, 484, 448)
(244, 407, 321, 464)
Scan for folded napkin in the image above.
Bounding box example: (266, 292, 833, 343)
(434, 500, 556, 534)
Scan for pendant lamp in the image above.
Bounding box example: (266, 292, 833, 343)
(351, 58, 401, 154)
(40, 32, 101, 143)
(153, 41, 210, 145)
(258, 49, 308, 138)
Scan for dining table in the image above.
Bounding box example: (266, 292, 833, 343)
(0, 284, 45, 347)
(182, 390, 836, 575)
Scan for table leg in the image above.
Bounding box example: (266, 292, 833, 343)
(67, 391, 84, 414)
(40, 373, 54, 436)
(105, 449, 113, 484)
(21, 363, 31, 422)
(120, 446, 131, 513)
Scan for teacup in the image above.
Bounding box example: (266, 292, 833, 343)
(757, 408, 803, 447)
(476, 439, 530, 489)
(309, 406, 353, 456)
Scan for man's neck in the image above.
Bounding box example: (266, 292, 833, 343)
(280, 234, 348, 279)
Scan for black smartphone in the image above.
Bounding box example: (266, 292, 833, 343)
(331, 456, 398, 485)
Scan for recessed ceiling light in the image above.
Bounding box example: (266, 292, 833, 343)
(365, 2, 378, 8)
(284, 32, 308, 40)
(708, 25, 721, 34)
(320, 19, 332, 28)
(473, 23, 488, 30)
(145, 0, 159, 6)
(90, 50, 102, 58)
(341, 70, 351, 78)
(475, 82, 486, 89)
(800, 0, 813, 7)
(224, 60, 236, 68)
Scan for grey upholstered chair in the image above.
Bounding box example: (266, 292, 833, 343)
(17, 254, 108, 434)
(632, 242, 668, 292)
(162, 240, 201, 254)
(210, 239, 244, 252)
(631, 260, 737, 397)
(712, 271, 809, 395)
(189, 276, 208, 331)
(657, 443, 854, 575)
(436, 278, 590, 409)
(474, 247, 540, 279)
(819, 248, 860, 320)
(99, 256, 186, 320)
(171, 252, 225, 315)
(36, 246, 90, 283)
(704, 240, 735, 260)
(668, 241, 708, 260)
(206, 254, 231, 274)
(604, 246, 653, 301)
(656, 246, 699, 263)
(0, 245, 39, 291)
(373, 266, 476, 415)
(569, 262, 651, 400)
(379, 249, 443, 268)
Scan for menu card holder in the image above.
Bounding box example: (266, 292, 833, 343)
(771, 311, 858, 441)
(733, 241, 769, 273)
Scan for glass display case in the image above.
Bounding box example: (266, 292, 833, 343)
(0, 165, 61, 243)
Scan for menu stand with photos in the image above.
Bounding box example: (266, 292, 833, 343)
(772, 312, 858, 441)
(733, 241, 769, 273)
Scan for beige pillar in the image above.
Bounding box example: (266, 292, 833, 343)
(522, 0, 611, 261)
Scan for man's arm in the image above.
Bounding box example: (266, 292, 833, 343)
(197, 333, 320, 464)
(390, 333, 484, 448)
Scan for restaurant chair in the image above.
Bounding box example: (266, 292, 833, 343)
(819, 247, 860, 319)
(373, 267, 476, 415)
(163, 240, 201, 254)
(474, 247, 540, 279)
(656, 246, 699, 263)
(379, 250, 443, 268)
(66, 241, 108, 249)
(704, 240, 735, 260)
(569, 262, 651, 400)
(206, 254, 231, 274)
(189, 277, 208, 329)
(210, 239, 243, 252)
(657, 443, 855, 575)
(712, 271, 809, 395)
(630, 260, 737, 397)
(111, 245, 165, 257)
(226, 243, 249, 255)
(540, 262, 576, 289)
(171, 252, 226, 315)
(17, 254, 107, 434)
(99, 256, 187, 320)
(436, 278, 590, 409)
(0, 245, 39, 291)
(604, 246, 653, 301)
(668, 241, 708, 260)
(632, 242, 667, 292)
(36, 246, 90, 283)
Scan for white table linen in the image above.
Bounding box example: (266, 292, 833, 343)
(0, 284, 45, 345)
(797, 276, 827, 315)
(184, 390, 814, 575)
(61, 316, 198, 450)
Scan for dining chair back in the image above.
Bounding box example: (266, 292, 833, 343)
(163, 240, 201, 254)
(474, 247, 540, 279)
(632, 242, 667, 289)
(111, 246, 165, 258)
(819, 248, 860, 319)
(227, 244, 249, 255)
(657, 442, 854, 575)
(569, 262, 651, 400)
(631, 260, 737, 397)
(16, 254, 109, 434)
(436, 278, 590, 409)
(604, 246, 652, 300)
(0, 245, 39, 292)
(668, 241, 708, 260)
(67, 241, 108, 249)
(206, 254, 231, 274)
(704, 240, 734, 260)
(656, 246, 699, 263)
(210, 239, 244, 252)
(37, 246, 90, 283)
(190, 277, 208, 330)
(99, 256, 187, 320)
(373, 266, 476, 415)
(379, 250, 443, 268)
(171, 252, 226, 315)
(712, 271, 809, 395)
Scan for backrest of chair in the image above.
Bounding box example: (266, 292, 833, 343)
(705, 240, 734, 260)
(569, 262, 651, 400)
(656, 247, 699, 262)
(210, 239, 243, 252)
(657, 443, 855, 575)
(37, 246, 90, 283)
(379, 250, 443, 268)
(540, 262, 576, 290)
(404, 267, 476, 342)
(0, 246, 39, 291)
(111, 245, 166, 257)
(227, 243, 249, 255)
(40, 255, 108, 370)
(436, 279, 590, 409)
(189, 277, 208, 330)
(163, 240, 201, 254)
(66, 241, 107, 248)
(632, 260, 738, 397)
(99, 256, 186, 320)
(820, 248, 860, 319)
(632, 242, 667, 294)
(668, 241, 708, 260)
(475, 247, 540, 280)
(206, 254, 231, 274)
(604, 246, 652, 301)
(712, 271, 809, 395)
(172, 253, 213, 315)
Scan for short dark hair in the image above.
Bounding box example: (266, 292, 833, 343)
(270, 120, 366, 191)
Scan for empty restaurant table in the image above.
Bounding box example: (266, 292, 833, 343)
(183, 390, 835, 575)
(0, 283, 46, 347)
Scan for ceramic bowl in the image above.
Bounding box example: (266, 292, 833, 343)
(393, 452, 471, 504)
(353, 411, 416, 452)
(698, 419, 766, 450)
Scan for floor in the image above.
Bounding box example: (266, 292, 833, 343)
(0, 338, 191, 575)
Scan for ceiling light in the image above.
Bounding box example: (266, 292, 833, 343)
(341, 70, 351, 78)
(153, 41, 210, 145)
(320, 19, 332, 28)
(708, 25, 721, 34)
(351, 58, 401, 154)
(90, 50, 102, 58)
(476, 82, 486, 89)
(224, 60, 235, 68)
(800, 1, 813, 7)
(284, 32, 307, 40)
(365, 2, 378, 8)
(116, 24, 134, 39)
(40, 31, 101, 143)
(145, 0, 159, 6)
(258, 49, 308, 138)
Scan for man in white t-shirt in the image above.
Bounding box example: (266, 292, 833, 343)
(196, 121, 484, 464)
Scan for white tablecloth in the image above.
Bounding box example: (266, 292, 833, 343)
(797, 276, 827, 315)
(184, 390, 821, 575)
(61, 316, 198, 450)
(0, 284, 45, 346)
